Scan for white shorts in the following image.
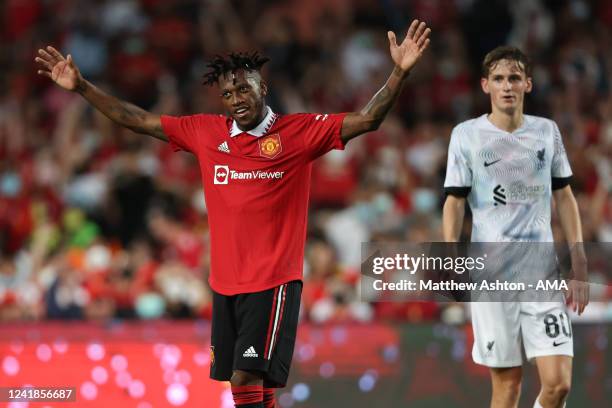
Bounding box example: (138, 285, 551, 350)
(471, 301, 573, 367)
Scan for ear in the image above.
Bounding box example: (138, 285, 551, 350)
(525, 77, 533, 93)
(260, 80, 268, 96)
(481, 77, 490, 94)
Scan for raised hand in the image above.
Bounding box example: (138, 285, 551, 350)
(388, 19, 431, 74)
(35, 46, 82, 92)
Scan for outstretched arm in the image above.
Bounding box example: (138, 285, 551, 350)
(340, 20, 431, 144)
(35, 46, 167, 141)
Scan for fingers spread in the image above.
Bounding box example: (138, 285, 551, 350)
(420, 38, 431, 53)
(406, 19, 419, 39)
(416, 28, 431, 48)
(38, 49, 55, 63)
(387, 31, 397, 47)
(37, 70, 52, 78)
(414, 21, 427, 40)
(35, 57, 53, 70)
(46, 46, 65, 61)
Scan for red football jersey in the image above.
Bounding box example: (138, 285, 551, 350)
(161, 109, 347, 295)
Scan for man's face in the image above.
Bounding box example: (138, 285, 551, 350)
(218, 69, 267, 130)
(481, 59, 532, 114)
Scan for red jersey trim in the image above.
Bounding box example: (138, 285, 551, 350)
(264, 286, 281, 359)
(268, 285, 287, 359)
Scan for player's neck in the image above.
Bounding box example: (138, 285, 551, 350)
(488, 108, 524, 133)
(238, 106, 268, 132)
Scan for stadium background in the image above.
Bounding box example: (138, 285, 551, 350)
(1, 0, 611, 406)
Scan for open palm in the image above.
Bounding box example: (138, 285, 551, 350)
(388, 19, 431, 73)
(35, 46, 82, 91)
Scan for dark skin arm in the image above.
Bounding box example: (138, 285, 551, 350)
(35, 46, 166, 141)
(341, 20, 431, 144)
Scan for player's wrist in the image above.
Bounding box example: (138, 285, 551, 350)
(393, 65, 410, 79)
(74, 77, 87, 94)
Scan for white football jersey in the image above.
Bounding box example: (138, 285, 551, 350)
(444, 114, 572, 242)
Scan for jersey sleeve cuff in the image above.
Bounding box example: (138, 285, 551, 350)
(444, 186, 471, 197)
(160, 115, 183, 152)
(552, 176, 572, 190)
(334, 112, 349, 150)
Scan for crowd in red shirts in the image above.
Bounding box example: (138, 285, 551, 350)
(1, 0, 611, 322)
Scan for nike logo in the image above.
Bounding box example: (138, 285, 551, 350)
(553, 340, 568, 347)
(484, 159, 501, 167)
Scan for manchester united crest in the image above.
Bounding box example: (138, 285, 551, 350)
(259, 133, 282, 159)
(210, 346, 215, 366)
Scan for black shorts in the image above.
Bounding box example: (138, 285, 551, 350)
(210, 280, 302, 388)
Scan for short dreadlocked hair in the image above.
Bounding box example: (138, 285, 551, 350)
(203, 52, 270, 86)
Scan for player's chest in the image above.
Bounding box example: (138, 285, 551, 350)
(205, 131, 305, 161)
(200, 131, 305, 186)
(471, 132, 553, 180)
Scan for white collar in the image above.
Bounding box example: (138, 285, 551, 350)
(479, 113, 530, 134)
(229, 106, 278, 138)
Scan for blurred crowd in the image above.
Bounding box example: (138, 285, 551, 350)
(1, 0, 611, 322)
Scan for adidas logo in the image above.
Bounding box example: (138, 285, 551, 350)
(218, 141, 230, 154)
(243, 346, 258, 358)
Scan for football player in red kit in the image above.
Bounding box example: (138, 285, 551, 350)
(36, 19, 431, 408)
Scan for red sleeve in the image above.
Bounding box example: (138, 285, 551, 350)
(160, 114, 216, 153)
(302, 113, 347, 160)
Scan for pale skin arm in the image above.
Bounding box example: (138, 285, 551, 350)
(340, 19, 431, 144)
(553, 185, 589, 314)
(441, 194, 466, 284)
(442, 195, 466, 242)
(35, 46, 167, 141)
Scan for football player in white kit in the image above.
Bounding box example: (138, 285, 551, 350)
(442, 46, 589, 408)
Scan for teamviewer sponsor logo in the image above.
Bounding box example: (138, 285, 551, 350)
(214, 165, 229, 184)
(213, 165, 285, 185)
